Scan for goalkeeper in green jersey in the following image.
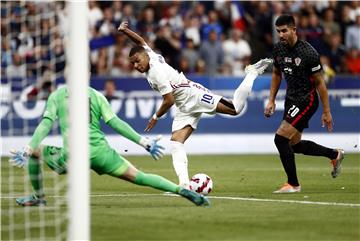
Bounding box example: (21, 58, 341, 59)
(10, 86, 209, 207)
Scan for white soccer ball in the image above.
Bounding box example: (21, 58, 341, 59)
(189, 173, 213, 195)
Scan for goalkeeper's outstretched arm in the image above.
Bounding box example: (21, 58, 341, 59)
(117, 21, 146, 46)
(106, 117, 164, 160)
(28, 118, 54, 152)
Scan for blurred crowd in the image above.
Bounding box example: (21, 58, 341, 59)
(1, 1, 360, 87)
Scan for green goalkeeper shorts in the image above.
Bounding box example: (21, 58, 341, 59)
(42, 146, 67, 175)
(42, 144, 130, 176)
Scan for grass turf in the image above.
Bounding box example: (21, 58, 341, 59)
(1, 154, 359, 241)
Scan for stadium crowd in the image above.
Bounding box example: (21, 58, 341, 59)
(1, 1, 360, 84)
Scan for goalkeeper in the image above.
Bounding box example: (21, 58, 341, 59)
(10, 86, 209, 207)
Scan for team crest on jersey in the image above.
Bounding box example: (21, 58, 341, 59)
(295, 57, 301, 66)
(284, 57, 292, 63)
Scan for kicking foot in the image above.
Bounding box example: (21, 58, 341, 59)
(273, 183, 301, 194)
(331, 149, 345, 178)
(16, 194, 46, 206)
(179, 188, 210, 206)
(245, 58, 273, 75)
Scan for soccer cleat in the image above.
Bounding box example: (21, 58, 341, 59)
(245, 58, 274, 75)
(331, 149, 345, 178)
(179, 188, 210, 206)
(273, 183, 301, 194)
(16, 194, 47, 206)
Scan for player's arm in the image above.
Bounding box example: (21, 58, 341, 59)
(264, 66, 282, 117)
(9, 92, 57, 168)
(117, 21, 146, 46)
(145, 92, 174, 132)
(312, 72, 333, 132)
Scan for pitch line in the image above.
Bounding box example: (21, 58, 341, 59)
(3, 193, 359, 207)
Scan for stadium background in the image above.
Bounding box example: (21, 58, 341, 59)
(1, 1, 359, 155)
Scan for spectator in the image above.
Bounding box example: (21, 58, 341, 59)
(321, 32, 347, 73)
(307, 12, 325, 51)
(199, 30, 224, 75)
(201, 10, 223, 40)
(222, 29, 251, 75)
(136, 7, 157, 40)
(88, 1, 103, 30)
(321, 8, 341, 43)
(339, 4, 355, 44)
(96, 8, 118, 36)
(345, 14, 360, 51)
(104, 79, 119, 101)
(154, 24, 181, 68)
(183, 16, 201, 47)
(6, 53, 26, 78)
(180, 38, 199, 73)
(345, 47, 360, 74)
(120, 3, 137, 30)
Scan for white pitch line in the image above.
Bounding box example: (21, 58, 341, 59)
(2, 193, 360, 207)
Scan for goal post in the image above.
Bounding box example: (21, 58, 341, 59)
(67, 1, 90, 240)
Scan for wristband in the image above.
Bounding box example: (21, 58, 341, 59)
(152, 113, 158, 120)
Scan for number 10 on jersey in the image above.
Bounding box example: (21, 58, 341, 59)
(201, 94, 214, 104)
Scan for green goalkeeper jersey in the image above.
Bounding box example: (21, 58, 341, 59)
(43, 86, 116, 151)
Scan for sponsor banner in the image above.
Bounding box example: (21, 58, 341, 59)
(1, 94, 359, 136)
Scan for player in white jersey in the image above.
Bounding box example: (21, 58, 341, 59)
(118, 22, 272, 189)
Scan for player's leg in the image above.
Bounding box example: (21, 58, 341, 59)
(16, 145, 67, 206)
(273, 121, 301, 193)
(170, 126, 194, 189)
(231, 58, 273, 114)
(171, 110, 202, 189)
(107, 155, 210, 206)
(16, 145, 47, 206)
(287, 95, 344, 178)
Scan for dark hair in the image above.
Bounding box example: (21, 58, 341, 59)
(129, 46, 146, 57)
(275, 14, 295, 27)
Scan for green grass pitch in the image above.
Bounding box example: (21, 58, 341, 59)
(1, 154, 359, 241)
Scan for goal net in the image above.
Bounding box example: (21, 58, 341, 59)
(1, 1, 89, 240)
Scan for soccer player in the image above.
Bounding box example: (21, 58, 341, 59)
(118, 21, 273, 189)
(10, 86, 209, 206)
(264, 14, 345, 193)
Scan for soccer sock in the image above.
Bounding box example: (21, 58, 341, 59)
(292, 140, 338, 159)
(171, 141, 190, 186)
(134, 171, 179, 193)
(274, 134, 299, 186)
(232, 72, 257, 114)
(28, 157, 45, 198)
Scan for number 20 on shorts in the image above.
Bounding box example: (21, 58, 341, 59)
(288, 105, 300, 117)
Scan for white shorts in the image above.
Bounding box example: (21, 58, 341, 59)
(172, 82, 222, 132)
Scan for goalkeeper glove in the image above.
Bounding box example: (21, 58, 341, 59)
(139, 135, 165, 160)
(9, 146, 32, 168)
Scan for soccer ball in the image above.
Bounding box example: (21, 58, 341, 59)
(189, 173, 213, 195)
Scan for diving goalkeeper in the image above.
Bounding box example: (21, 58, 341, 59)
(10, 86, 209, 207)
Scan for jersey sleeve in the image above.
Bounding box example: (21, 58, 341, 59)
(307, 46, 322, 74)
(272, 45, 280, 69)
(43, 91, 57, 121)
(95, 90, 116, 123)
(148, 65, 173, 95)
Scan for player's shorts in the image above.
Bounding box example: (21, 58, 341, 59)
(172, 82, 222, 131)
(42, 146, 67, 175)
(283, 93, 319, 132)
(42, 144, 131, 176)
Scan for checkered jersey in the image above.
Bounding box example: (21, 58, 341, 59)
(273, 40, 322, 102)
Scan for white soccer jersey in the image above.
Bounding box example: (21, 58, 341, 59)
(144, 44, 191, 109)
(143, 44, 222, 131)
